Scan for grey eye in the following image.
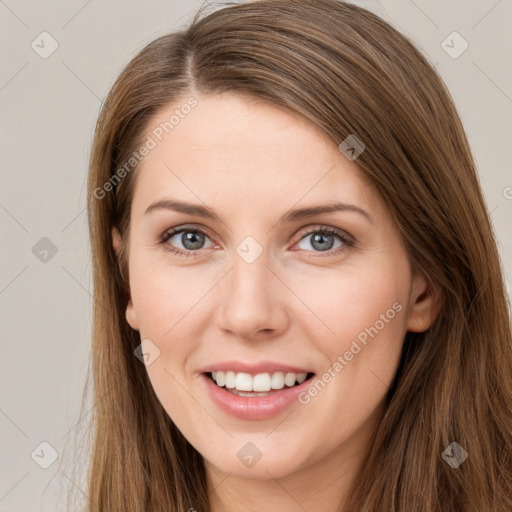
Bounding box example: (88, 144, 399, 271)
(167, 230, 214, 251)
(297, 231, 344, 252)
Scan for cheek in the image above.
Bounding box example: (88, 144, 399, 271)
(128, 259, 209, 429)
(129, 252, 212, 340)
(288, 264, 409, 444)
(128, 256, 213, 416)
(293, 261, 409, 356)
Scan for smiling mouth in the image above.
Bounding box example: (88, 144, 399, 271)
(206, 371, 316, 397)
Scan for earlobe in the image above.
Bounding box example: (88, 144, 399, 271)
(406, 273, 444, 333)
(125, 301, 140, 331)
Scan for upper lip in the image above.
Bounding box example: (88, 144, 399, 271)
(198, 360, 314, 375)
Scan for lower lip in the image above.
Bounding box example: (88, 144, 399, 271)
(200, 373, 315, 421)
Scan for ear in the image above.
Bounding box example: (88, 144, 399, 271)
(112, 227, 139, 332)
(112, 225, 122, 257)
(406, 272, 444, 333)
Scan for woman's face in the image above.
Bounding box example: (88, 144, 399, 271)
(114, 92, 435, 482)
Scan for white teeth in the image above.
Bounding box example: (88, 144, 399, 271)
(225, 371, 236, 389)
(253, 373, 272, 392)
(215, 371, 225, 387)
(271, 371, 285, 390)
(235, 372, 253, 391)
(210, 370, 310, 392)
(284, 373, 296, 387)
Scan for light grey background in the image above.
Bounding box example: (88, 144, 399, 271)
(1, 0, 511, 510)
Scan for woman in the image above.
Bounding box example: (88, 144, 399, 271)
(83, 0, 512, 510)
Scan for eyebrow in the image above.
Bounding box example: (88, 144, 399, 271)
(144, 199, 374, 225)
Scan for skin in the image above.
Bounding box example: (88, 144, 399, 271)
(112, 92, 441, 512)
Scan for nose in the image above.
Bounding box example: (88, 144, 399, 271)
(217, 252, 289, 340)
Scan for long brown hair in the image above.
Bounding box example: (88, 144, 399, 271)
(82, 0, 512, 510)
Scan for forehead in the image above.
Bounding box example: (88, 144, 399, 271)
(131, 92, 380, 219)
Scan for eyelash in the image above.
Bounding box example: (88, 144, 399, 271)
(159, 225, 355, 259)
